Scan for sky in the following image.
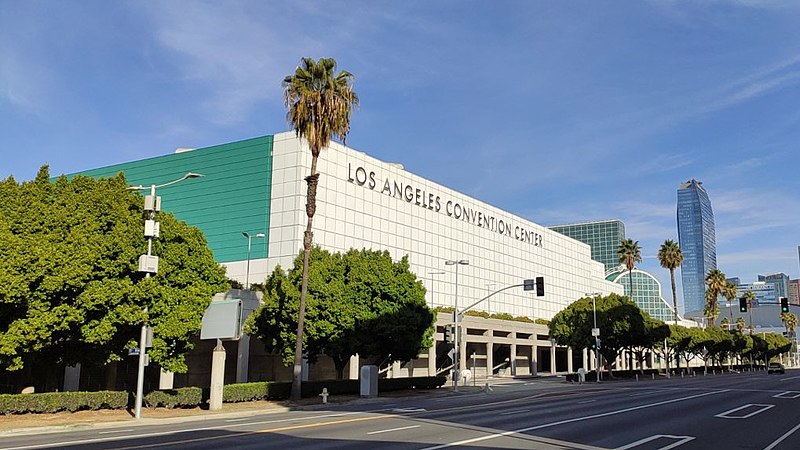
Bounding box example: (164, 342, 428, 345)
(2, 1, 799, 312)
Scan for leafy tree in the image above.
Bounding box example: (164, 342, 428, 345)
(630, 316, 669, 373)
(654, 324, 692, 370)
(735, 316, 746, 332)
(550, 293, 647, 376)
(617, 239, 642, 300)
(704, 269, 726, 327)
(743, 290, 756, 334)
(247, 247, 434, 379)
(283, 57, 359, 400)
(657, 240, 683, 325)
(780, 312, 798, 335)
(0, 168, 228, 381)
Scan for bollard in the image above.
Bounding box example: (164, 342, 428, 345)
(635, 374, 639, 382)
(319, 387, 329, 404)
(652, 373, 655, 380)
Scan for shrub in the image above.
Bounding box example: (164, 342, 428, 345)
(0, 391, 128, 415)
(223, 382, 292, 402)
(144, 387, 202, 409)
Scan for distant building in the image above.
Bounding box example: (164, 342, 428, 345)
(677, 179, 717, 318)
(548, 220, 625, 273)
(549, 219, 680, 322)
(759, 273, 790, 300)
(737, 281, 777, 306)
(789, 279, 800, 305)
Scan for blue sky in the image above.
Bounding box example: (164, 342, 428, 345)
(2, 1, 799, 311)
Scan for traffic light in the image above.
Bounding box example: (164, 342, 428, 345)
(590, 340, 596, 350)
(444, 325, 453, 343)
(781, 297, 789, 313)
(536, 276, 545, 297)
(739, 297, 748, 313)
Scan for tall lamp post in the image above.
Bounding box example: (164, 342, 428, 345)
(241, 232, 265, 289)
(128, 172, 203, 420)
(586, 293, 601, 383)
(445, 259, 469, 391)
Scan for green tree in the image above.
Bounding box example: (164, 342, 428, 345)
(247, 247, 434, 379)
(743, 290, 757, 334)
(722, 281, 738, 330)
(549, 293, 647, 377)
(657, 240, 683, 325)
(736, 316, 746, 332)
(283, 57, 359, 400)
(0, 168, 228, 384)
(704, 268, 726, 328)
(780, 312, 798, 335)
(617, 239, 642, 300)
(630, 316, 670, 373)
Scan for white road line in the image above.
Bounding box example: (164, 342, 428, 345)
(615, 434, 695, 450)
(779, 375, 800, 381)
(419, 389, 729, 450)
(366, 425, 420, 435)
(98, 429, 134, 434)
(627, 391, 658, 397)
(224, 417, 250, 422)
(577, 400, 596, 404)
(772, 391, 800, 399)
(763, 421, 800, 450)
(499, 409, 530, 416)
(715, 404, 774, 419)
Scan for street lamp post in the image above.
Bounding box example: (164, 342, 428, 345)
(241, 232, 265, 289)
(586, 293, 601, 383)
(128, 172, 203, 420)
(445, 259, 469, 392)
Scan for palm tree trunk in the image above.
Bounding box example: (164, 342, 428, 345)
(628, 268, 634, 300)
(670, 268, 678, 325)
(291, 156, 320, 401)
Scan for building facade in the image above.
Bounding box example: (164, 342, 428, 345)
(759, 273, 790, 301)
(605, 268, 678, 323)
(677, 179, 717, 318)
(549, 220, 625, 273)
(790, 279, 800, 305)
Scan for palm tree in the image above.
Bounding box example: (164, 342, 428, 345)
(742, 290, 756, 335)
(781, 312, 798, 336)
(722, 281, 738, 330)
(283, 57, 358, 400)
(617, 239, 642, 301)
(657, 240, 683, 325)
(736, 316, 746, 332)
(704, 268, 726, 328)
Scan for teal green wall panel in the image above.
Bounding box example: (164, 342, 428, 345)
(76, 136, 273, 263)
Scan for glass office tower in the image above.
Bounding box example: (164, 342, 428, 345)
(549, 220, 626, 273)
(677, 179, 717, 317)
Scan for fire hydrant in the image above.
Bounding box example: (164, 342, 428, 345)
(319, 387, 329, 404)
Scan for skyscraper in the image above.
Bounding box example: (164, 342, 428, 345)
(677, 179, 717, 318)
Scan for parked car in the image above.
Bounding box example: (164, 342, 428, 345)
(768, 362, 785, 374)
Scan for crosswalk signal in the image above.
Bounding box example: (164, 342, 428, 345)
(739, 297, 748, 313)
(781, 297, 789, 313)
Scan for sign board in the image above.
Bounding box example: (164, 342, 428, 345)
(200, 299, 243, 340)
(592, 328, 600, 337)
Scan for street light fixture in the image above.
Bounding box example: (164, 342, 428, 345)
(445, 259, 469, 392)
(128, 172, 204, 420)
(586, 292, 601, 383)
(242, 232, 266, 289)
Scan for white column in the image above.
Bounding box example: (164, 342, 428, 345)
(486, 342, 494, 378)
(567, 347, 574, 373)
(159, 369, 174, 390)
(510, 342, 517, 376)
(209, 341, 226, 410)
(349, 354, 360, 380)
(391, 361, 401, 378)
(427, 346, 436, 376)
(550, 341, 557, 374)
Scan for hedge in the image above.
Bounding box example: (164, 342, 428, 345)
(0, 391, 128, 414)
(0, 376, 447, 414)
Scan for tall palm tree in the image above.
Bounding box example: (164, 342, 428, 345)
(617, 239, 642, 301)
(283, 57, 358, 401)
(704, 268, 726, 328)
(742, 290, 756, 335)
(657, 240, 683, 325)
(781, 312, 798, 336)
(722, 281, 738, 330)
(736, 316, 746, 332)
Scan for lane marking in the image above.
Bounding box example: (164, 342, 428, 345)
(779, 375, 800, 381)
(366, 425, 420, 435)
(773, 391, 800, 399)
(391, 408, 427, 413)
(419, 389, 728, 450)
(616, 434, 695, 450)
(224, 417, 249, 422)
(715, 404, 774, 419)
(499, 409, 530, 416)
(98, 429, 134, 434)
(764, 421, 800, 450)
(627, 391, 659, 397)
(577, 400, 596, 404)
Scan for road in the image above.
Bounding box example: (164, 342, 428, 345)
(3, 369, 800, 449)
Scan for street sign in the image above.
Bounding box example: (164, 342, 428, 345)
(523, 279, 534, 291)
(592, 328, 600, 337)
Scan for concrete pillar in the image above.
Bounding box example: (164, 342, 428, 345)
(532, 343, 538, 376)
(583, 348, 589, 370)
(567, 347, 574, 373)
(486, 342, 494, 377)
(459, 334, 468, 371)
(159, 369, 174, 390)
(349, 354, 360, 380)
(209, 340, 226, 410)
(550, 341, 557, 374)
(427, 346, 436, 377)
(63, 364, 80, 392)
(510, 342, 517, 376)
(391, 361, 401, 378)
(236, 335, 250, 383)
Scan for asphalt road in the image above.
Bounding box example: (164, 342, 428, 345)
(3, 369, 800, 449)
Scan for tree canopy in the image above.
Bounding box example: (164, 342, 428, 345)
(246, 247, 434, 379)
(0, 167, 229, 375)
